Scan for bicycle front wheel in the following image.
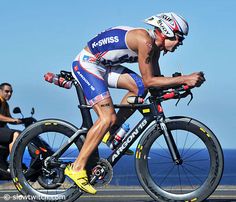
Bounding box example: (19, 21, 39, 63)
(135, 116, 224, 202)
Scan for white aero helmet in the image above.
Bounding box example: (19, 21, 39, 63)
(144, 12, 189, 38)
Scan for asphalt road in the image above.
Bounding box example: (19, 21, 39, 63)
(0, 186, 236, 202)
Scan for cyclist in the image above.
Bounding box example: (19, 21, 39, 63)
(65, 12, 205, 194)
(0, 83, 22, 171)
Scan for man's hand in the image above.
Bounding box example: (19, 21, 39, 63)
(13, 118, 22, 124)
(183, 72, 206, 87)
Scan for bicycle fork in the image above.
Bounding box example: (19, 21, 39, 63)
(159, 120, 183, 165)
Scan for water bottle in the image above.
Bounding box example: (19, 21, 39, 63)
(44, 72, 72, 89)
(110, 123, 130, 150)
(44, 72, 55, 83)
(127, 96, 144, 104)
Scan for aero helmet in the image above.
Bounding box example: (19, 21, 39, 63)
(144, 12, 189, 38)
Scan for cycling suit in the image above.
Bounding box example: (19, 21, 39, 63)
(72, 26, 150, 106)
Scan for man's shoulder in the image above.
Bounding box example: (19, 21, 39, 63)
(0, 97, 9, 110)
(128, 28, 153, 46)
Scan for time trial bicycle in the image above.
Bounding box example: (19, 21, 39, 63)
(10, 70, 224, 202)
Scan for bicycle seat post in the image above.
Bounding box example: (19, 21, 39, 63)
(74, 83, 93, 129)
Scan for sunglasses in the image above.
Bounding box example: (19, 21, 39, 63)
(4, 90, 13, 93)
(175, 33, 185, 43)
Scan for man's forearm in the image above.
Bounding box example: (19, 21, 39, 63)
(0, 114, 16, 123)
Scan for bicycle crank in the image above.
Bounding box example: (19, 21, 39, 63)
(90, 158, 113, 187)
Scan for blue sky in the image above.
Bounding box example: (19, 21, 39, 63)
(0, 0, 235, 149)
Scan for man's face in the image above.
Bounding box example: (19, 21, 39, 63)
(164, 33, 185, 52)
(0, 85, 13, 101)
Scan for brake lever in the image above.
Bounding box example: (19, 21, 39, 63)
(187, 91, 193, 105)
(175, 90, 193, 106)
(175, 96, 181, 106)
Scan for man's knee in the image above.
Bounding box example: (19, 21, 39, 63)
(100, 113, 117, 128)
(129, 84, 139, 95)
(128, 73, 145, 97)
(128, 84, 147, 98)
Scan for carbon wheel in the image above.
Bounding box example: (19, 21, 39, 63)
(135, 117, 224, 202)
(10, 119, 85, 202)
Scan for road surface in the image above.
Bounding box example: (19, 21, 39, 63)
(0, 186, 236, 202)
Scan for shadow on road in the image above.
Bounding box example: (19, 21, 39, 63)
(207, 200, 236, 202)
(146, 200, 236, 202)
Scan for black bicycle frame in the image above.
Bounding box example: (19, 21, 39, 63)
(108, 112, 154, 166)
(51, 81, 181, 169)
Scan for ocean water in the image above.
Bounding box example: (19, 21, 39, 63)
(100, 149, 236, 186)
(3, 148, 235, 186)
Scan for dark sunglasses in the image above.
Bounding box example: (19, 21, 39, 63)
(4, 90, 13, 93)
(175, 33, 185, 42)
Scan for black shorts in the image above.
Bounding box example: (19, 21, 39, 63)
(0, 127, 20, 143)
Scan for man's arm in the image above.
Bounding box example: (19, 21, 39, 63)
(137, 37, 185, 88)
(137, 37, 204, 88)
(0, 114, 21, 124)
(0, 103, 21, 124)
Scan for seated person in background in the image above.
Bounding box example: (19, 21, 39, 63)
(0, 83, 22, 162)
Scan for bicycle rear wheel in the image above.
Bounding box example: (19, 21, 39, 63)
(135, 116, 224, 202)
(10, 119, 85, 202)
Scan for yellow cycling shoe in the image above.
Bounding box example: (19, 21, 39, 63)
(64, 165, 97, 195)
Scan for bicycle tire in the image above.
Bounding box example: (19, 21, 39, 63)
(135, 116, 224, 202)
(10, 119, 85, 202)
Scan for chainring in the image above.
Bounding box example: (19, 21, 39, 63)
(91, 158, 113, 187)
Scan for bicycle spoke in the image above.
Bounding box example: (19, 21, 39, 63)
(159, 164, 175, 186)
(184, 158, 209, 163)
(149, 151, 172, 160)
(177, 166, 183, 193)
(180, 164, 204, 184)
(59, 136, 66, 148)
(181, 164, 194, 189)
(52, 132, 56, 148)
(183, 148, 207, 161)
(62, 148, 78, 158)
(154, 140, 171, 157)
(184, 162, 209, 172)
(182, 137, 200, 158)
(149, 161, 174, 165)
(46, 132, 50, 146)
(181, 130, 190, 157)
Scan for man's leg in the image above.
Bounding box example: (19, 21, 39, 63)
(64, 97, 116, 194)
(109, 70, 146, 136)
(73, 97, 116, 171)
(9, 131, 20, 153)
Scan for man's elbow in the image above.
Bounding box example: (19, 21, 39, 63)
(143, 79, 154, 88)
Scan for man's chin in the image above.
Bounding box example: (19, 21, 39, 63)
(168, 49, 175, 53)
(164, 47, 176, 54)
(170, 47, 177, 52)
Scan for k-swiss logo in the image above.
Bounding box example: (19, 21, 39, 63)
(162, 15, 172, 22)
(92, 36, 119, 48)
(157, 19, 171, 35)
(162, 14, 175, 27)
